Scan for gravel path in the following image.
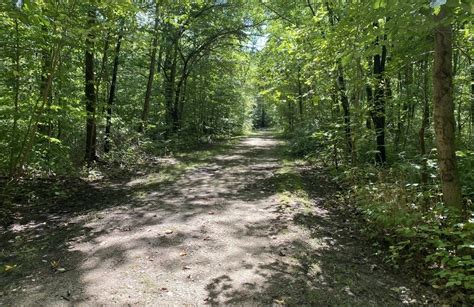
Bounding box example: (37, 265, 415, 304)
(1, 132, 436, 305)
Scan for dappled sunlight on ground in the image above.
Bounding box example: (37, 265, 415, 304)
(0, 132, 436, 305)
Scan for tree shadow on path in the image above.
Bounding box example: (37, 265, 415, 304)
(204, 166, 438, 306)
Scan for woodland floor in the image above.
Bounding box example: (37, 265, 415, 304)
(0, 131, 438, 305)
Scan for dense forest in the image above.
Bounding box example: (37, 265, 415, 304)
(0, 0, 473, 304)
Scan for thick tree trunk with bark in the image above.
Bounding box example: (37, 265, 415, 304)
(104, 32, 122, 153)
(85, 9, 97, 164)
(433, 6, 463, 212)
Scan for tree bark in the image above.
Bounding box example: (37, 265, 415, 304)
(419, 60, 430, 185)
(470, 66, 474, 137)
(104, 31, 122, 153)
(85, 9, 97, 164)
(297, 67, 304, 120)
(433, 6, 463, 212)
(163, 36, 178, 134)
(96, 32, 110, 110)
(366, 84, 373, 129)
(9, 19, 21, 177)
(372, 43, 387, 164)
(139, 2, 160, 133)
(337, 61, 353, 163)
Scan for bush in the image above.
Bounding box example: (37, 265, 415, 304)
(344, 166, 473, 303)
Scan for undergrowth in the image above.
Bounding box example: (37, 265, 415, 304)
(284, 129, 474, 304)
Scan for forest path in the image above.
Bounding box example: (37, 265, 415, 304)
(1, 131, 435, 305)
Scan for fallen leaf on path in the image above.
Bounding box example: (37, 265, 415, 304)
(4, 264, 17, 272)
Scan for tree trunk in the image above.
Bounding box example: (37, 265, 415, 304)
(85, 9, 97, 164)
(9, 19, 21, 177)
(470, 66, 474, 137)
(178, 75, 188, 124)
(104, 31, 122, 153)
(372, 44, 387, 164)
(297, 67, 304, 120)
(96, 32, 110, 111)
(366, 84, 373, 129)
(163, 36, 178, 133)
(337, 61, 353, 163)
(453, 49, 462, 136)
(419, 60, 430, 185)
(433, 6, 463, 212)
(173, 74, 184, 130)
(139, 3, 160, 133)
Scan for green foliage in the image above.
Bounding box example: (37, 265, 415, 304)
(1, 0, 473, 302)
(0, 0, 261, 177)
(337, 165, 474, 302)
(457, 150, 474, 199)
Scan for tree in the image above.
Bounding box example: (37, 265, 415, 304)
(104, 28, 123, 153)
(432, 3, 462, 212)
(84, 8, 97, 164)
(139, 1, 160, 133)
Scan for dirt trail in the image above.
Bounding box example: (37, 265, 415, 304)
(1, 132, 435, 305)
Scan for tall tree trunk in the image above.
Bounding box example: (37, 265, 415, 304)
(164, 36, 178, 133)
(104, 31, 122, 153)
(433, 5, 462, 212)
(139, 3, 160, 133)
(14, 46, 59, 178)
(297, 67, 304, 120)
(178, 75, 188, 123)
(337, 61, 353, 163)
(453, 49, 462, 135)
(38, 49, 53, 137)
(419, 60, 430, 185)
(366, 84, 373, 129)
(470, 66, 474, 137)
(173, 74, 184, 130)
(96, 32, 110, 110)
(372, 43, 387, 164)
(287, 98, 294, 131)
(85, 9, 97, 164)
(9, 19, 21, 177)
